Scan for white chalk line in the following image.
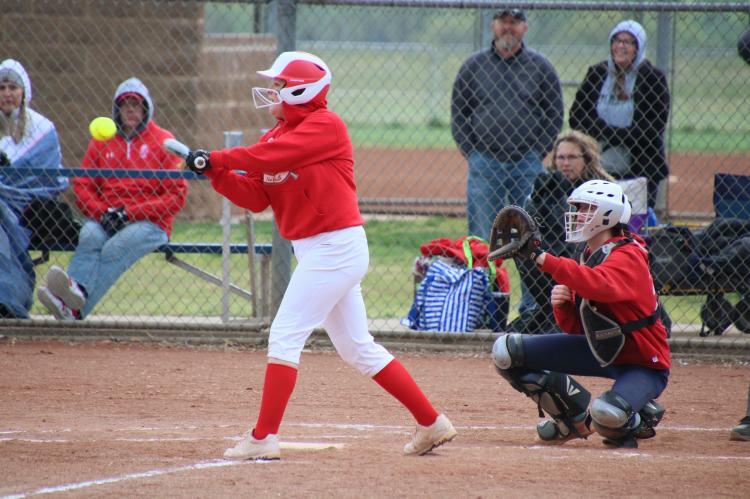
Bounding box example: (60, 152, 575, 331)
(2, 420, 747, 499)
(0, 440, 343, 499)
(0, 422, 737, 437)
(0, 459, 259, 499)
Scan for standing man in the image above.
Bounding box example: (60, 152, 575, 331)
(451, 8, 563, 240)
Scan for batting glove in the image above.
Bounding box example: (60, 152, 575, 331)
(186, 149, 211, 174)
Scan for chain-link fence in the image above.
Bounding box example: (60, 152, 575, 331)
(1, 1, 749, 356)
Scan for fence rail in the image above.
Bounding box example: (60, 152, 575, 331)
(1, 0, 749, 360)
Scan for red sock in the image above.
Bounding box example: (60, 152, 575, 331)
(372, 359, 439, 426)
(252, 363, 298, 440)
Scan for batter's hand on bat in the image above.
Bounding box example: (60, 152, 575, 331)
(186, 149, 211, 174)
(550, 284, 573, 308)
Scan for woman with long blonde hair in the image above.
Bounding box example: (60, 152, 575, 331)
(513, 130, 614, 334)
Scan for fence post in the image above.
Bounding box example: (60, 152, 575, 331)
(269, 0, 297, 317)
(656, 11, 673, 218)
(221, 131, 244, 322)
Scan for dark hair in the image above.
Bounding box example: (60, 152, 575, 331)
(612, 222, 632, 238)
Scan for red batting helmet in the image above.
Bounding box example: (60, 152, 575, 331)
(256, 51, 331, 105)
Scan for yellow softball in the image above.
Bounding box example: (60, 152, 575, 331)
(89, 117, 117, 141)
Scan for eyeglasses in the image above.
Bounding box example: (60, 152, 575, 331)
(612, 38, 637, 47)
(554, 154, 583, 162)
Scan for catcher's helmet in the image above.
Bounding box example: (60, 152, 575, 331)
(564, 180, 631, 243)
(253, 51, 331, 107)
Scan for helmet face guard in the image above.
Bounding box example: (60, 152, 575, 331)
(255, 51, 331, 106)
(564, 180, 631, 243)
(564, 204, 598, 243)
(252, 87, 282, 109)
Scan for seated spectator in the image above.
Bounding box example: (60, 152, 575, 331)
(512, 131, 614, 334)
(569, 20, 670, 210)
(0, 59, 69, 318)
(37, 77, 188, 320)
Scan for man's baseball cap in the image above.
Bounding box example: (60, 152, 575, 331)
(493, 8, 526, 22)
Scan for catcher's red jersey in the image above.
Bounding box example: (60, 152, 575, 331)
(205, 93, 364, 240)
(541, 235, 671, 370)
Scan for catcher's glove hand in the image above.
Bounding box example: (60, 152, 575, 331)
(488, 205, 543, 262)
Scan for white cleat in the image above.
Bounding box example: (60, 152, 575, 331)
(46, 265, 86, 310)
(224, 432, 281, 460)
(404, 413, 457, 455)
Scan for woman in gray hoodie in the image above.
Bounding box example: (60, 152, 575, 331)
(570, 20, 670, 210)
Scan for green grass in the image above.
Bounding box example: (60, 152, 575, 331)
(29, 217, 704, 327)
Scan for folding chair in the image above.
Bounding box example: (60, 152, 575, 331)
(714, 173, 750, 219)
(616, 177, 649, 234)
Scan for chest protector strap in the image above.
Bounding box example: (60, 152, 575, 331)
(579, 239, 659, 367)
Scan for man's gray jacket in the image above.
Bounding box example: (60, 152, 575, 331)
(451, 45, 563, 162)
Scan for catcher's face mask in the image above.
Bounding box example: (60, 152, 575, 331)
(565, 203, 598, 242)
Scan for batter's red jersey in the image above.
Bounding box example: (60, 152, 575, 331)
(541, 235, 671, 370)
(206, 90, 364, 241)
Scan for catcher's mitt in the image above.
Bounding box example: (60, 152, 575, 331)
(488, 205, 543, 262)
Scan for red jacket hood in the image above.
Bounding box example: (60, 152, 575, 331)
(279, 86, 329, 127)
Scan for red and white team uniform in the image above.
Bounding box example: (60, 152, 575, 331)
(211, 52, 455, 460)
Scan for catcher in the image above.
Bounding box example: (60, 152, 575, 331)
(488, 180, 670, 448)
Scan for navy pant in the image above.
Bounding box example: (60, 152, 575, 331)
(521, 333, 669, 412)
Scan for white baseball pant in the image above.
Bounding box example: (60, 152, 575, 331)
(267, 225, 394, 376)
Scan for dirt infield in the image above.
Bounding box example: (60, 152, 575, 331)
(1, 339, 748, 498)
(354, 147, 750, 218)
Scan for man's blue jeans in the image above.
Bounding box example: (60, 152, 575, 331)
(466, 150, 544, 240)
(68, 220, 168, 317)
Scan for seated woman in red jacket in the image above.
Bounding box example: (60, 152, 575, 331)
(491, 179, 670, 448)
(37, 78, 188, 320)
(184, 51, 456, 460)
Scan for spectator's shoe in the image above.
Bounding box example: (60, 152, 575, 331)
(37, 287, 79, 321)
(223, 431, 280, 460)
(536, 413, 593, 445)
(730, 417, 750, 441)
(46, 266, 86, 310)
(404, 413, 457, 455)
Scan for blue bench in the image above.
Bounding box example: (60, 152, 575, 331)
(15, 166, 273, 316)
(30, 241, 273, 305)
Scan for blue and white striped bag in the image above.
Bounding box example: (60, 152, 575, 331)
(403, 259, 492, 332)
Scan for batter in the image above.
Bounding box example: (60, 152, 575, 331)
(185, 51, 457, 460)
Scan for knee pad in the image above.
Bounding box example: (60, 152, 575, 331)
(590, 390, 637, 440)
(492, 333, 525, 370)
